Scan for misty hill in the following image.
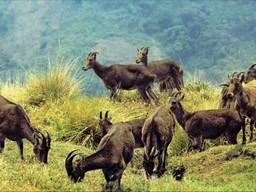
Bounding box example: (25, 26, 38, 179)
(0, 0, 256, 95)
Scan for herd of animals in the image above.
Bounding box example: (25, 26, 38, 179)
(1, 46, 256, 191)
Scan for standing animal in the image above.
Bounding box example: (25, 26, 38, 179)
(226, 72, 256, 142)
(136, 47, 184, 92)
(219, 72, 240, 110)
(82, 52, 158, 105)
(142, 106, 176, 179)
(99, 111, 145, 148)
(0, 95, 51, 163)
(169, 92, 244, 151)
(65, 122, 135, 191)
(243, 64, 256, 83)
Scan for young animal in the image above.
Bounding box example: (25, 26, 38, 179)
(142, 106, 176, 179)
(136, 47, 184, 92)
(65, 122, 135, 191)
(99, 111, 145, 148)
(82, 52, 158, 105)
(169, 92, 244, 151)
(0, 95, 51, 163)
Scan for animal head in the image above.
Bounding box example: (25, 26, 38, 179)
(226, 72, 245, 99)
(168, 91, 185, 114)
(143, 146, 157, 179)
(136, 47, 148, 64)
(65, 150, 86, 183)
(99, 111, 112, 136)
(33, 130, 51, 164)
(244, 64, 256, 83)
(82, 52, 98, 71)
(219, 76, 236, 110)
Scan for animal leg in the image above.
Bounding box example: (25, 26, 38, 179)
(193, 136, 203, 151)
(0, 140, 5, 153)
(137, 88, 150, 104)
(241, 121, 246, 144)
(16, 140, 24, 160)
(109, 87, 118, 102)
(146, 86, 159, 105)
(249, 121, 255, 142)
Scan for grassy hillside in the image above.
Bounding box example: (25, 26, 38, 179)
(1, 61, 256, 191)
(1, 140, 256, 191)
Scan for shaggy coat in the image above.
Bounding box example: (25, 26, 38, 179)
(169, 92, 243, 151)
(65, 122, 135, 191)
(136, 47, 184, 92)
(82, 52, 158, 105)
(0, 95, 51, 163)
(142, 106, 175, 179)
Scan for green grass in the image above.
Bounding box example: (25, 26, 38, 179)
(1, 140, 256, 191)
(1, 60, 256, 191)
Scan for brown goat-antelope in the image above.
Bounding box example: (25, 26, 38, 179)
(99, 111, 145, 148)
(82, 52, 158, 105)
(169, 92, 244, 151)
(218, 72, 240, 110)
(65, 122, 135, 191)
(0, 95, 51, 163)
(142, 106, 176, 179)
(243, 64, 256, 83)
(136, 47, 184, 92)
(226, 72, 256, 142)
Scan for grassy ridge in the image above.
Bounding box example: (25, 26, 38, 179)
(1, 60, 256, 191)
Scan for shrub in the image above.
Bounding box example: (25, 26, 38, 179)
(25, 58, 83, 105)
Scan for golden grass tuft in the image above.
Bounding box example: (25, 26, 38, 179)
(24, 58, 83, 105)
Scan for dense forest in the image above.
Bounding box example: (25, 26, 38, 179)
(0, 0, 256, 95)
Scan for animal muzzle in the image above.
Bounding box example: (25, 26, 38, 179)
(227, 93, 234, 99)
(82, 66, 88, 71)
(135, 59, 141, 64)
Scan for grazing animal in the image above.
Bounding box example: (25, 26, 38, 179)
(65, 122, 135, 191)
(136, 47, 184, 92)
(99, 111, 145, 148)
(0, 95, 51, 163)
(82, 52, 158, 105)
(226, 72, 256, 142)
(142, 106, 176, 179)
(169, 92, 244, 151)
(243, 64, 256, 83)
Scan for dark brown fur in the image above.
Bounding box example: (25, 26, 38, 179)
(99, 111, 145, 148)
(169, 92, 243, 151)
(142, 106, 175, 179)
(82, 52, 158, 105)
(0, 95, 51, 163)
(136, 47, 184, 92)
(65, 123, 135, 191)
(244, 64, 256, 83)
(226, 73, 256, 142)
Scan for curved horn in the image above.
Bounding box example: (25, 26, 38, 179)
(219, 83, 229, 87)
(105, 110, 109, 118)
(45, 130, 51, 147)
(65, 150, 79, 177)
(231, 72, 238, 78)
(178, 93, 185, 102)
(249, 64, 256, 70)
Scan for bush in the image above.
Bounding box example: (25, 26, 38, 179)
(25, 58, 83, 105)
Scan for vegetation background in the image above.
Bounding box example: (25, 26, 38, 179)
(0, 0, 256, 95)
(1, 0, 256, 191)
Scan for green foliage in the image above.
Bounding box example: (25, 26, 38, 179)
(25, 58, 83, 105)
(1, 1, 256, 87)
(1, 141, 256, 191)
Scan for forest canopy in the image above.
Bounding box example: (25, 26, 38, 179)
(0, 0, 256, 95)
